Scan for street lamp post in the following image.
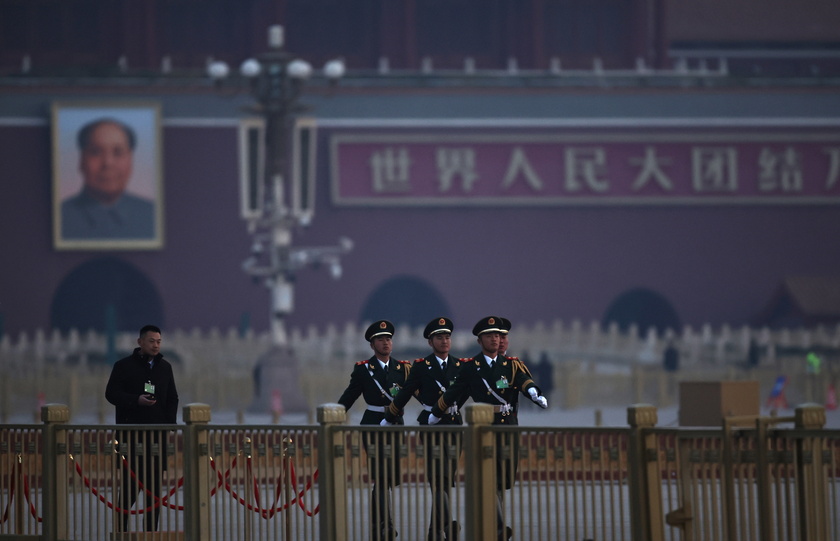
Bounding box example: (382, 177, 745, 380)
(208, 25, 350, 415)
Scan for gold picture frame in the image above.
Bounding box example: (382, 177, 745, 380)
(52, 101, 164, 250)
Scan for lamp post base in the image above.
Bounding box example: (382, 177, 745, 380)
(249, 345, 309, 415)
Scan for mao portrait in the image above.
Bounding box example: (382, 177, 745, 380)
(53, 103, 163, 250)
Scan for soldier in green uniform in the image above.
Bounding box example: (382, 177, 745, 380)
(429, 316, 548, 541)
(338, 320, 411, 541)
(386, 317, 465, 541)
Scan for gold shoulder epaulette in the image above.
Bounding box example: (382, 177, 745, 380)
(513, 359, 532, 376)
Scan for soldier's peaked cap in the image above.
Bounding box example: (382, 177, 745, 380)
(365, 320, 395, 341)
(423, 317, 454, 339)
(499, 317, 511, 335)
(472, 316, 505, 336)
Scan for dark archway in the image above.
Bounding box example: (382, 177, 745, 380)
(359, 275, 451, 328)
(601, 287, 681, 336)
(51, 257, 164, 333)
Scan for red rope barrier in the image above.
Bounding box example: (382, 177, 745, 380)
(209, 457, 260, 511)
(0, 463, 15, 524)
(117, 456, 185, 511)
(20, 474, 42, 522)
(209, 455, 238, 497)
(0, 461, 43, 523)
(69, 455, 185, 514)
(295, 465, 320, 516)
(282, 459, 319, 516)
(3, 451, 320, 523)
(248, 457, 320, 517)
(208, 456, 320, 517)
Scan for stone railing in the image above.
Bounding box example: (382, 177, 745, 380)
(3, 320, 839, 370)
(1, 321, 838, 422)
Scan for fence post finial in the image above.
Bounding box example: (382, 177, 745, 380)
(42, 403, 70, 541)
(627, 404, 664, 541)
(318, 403, 348, 541)
(183, 403, 211, 541)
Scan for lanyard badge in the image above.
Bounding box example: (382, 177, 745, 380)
(495, 375, 509, 389)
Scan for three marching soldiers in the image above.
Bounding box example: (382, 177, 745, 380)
(338, 316, 549, 541)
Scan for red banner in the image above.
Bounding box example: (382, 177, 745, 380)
(329, 125, 840, 206)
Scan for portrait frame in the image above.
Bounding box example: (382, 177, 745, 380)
(52, 101, 164, 250)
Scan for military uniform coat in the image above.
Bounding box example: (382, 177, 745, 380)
(432, 353, 540, 425)
(338, 355, 411, 487)
(389, 354, 465, 425)
(337, 355, 411, 425)
(432, 352, 540, 490)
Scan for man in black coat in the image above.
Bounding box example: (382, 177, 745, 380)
(105, 324, 179, 532)
(386, 317, 464, 541)
(337, 320, 411, 541)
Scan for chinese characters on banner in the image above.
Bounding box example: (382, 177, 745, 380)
(329, 128, 840, 205)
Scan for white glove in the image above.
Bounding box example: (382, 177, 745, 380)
(529, 387, 548, 409)
(379, 418, 395, 426)
(428, 413, 441, 425)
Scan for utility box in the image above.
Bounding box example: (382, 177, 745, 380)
(679, 381, 761, 426)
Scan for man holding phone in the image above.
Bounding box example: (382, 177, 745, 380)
(106, 324, 179, 531)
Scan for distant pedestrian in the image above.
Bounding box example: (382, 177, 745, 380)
(747, 339, 760, 368)
(535, 352, 555, 400)
(806, 351, 822, 375)
(663, 340, 679, 372)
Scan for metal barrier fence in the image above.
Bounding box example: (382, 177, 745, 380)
(201, 426, 320, 541)
(0, 424, 42, 537)
(1, 403, 837, 541)
(652, 409, 840, 541)
(65, 425, 186, 540)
